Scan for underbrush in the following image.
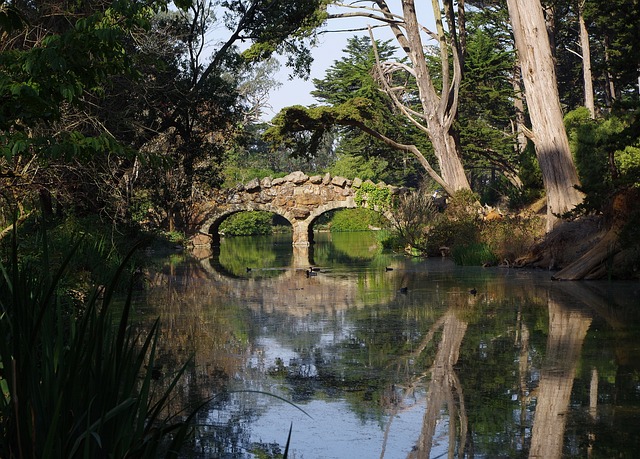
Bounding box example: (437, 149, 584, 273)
(391, 189, 543, 265)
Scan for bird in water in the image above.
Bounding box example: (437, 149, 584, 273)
(306, 269, 318, 278)
(309, 266, 321, 272)
(246, 267, 252, 272)
(385, 267, 394, 271)
(399, 286, 408, 294)
(469, 288, 477, 296)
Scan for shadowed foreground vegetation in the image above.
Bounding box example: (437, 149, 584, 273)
(0, 230, 199, 458)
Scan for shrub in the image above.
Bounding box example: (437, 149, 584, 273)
(220, 211, 273, 236)
(329, 208, 387, 232)
(391, 188, 442, 253)
(481, 214, 543, 263)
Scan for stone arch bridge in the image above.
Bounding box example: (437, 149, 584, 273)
(193, 171, 406, 246)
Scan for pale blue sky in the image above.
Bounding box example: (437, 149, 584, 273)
(264, 3, 437, 121)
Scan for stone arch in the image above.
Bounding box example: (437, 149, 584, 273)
(304, 200, 398, 244)
(305, 198, 357, 244)
(201, 205, 295, 246)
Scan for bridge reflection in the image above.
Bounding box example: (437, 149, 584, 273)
(197, 244, 316, 280)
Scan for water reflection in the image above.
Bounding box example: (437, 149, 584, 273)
(135, 233, 640, 458)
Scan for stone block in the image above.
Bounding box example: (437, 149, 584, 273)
(297, 193, 321, 205)
(285, 171, 309, 184)
(331, 176, 348, 187)
(272, 177, 284, 186)
(291, 207, 310, 218)
(309, 175, 323, 184)
(352, 177, 363, 188)
(245, 178, 260, 191)
(261, 176, 272, 188)
(322, 172, 332, 185)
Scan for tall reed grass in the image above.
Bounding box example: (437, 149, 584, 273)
(0, 229, 197, 458)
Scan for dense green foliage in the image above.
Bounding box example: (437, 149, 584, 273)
(354, 182, 392, 209)
(219, 211, 274, 236)
(328, 208, 388, 232)
(0, 0, 327, 232)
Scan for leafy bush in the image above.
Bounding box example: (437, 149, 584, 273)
(0, 235, 198, 458)
(220, 211, 274, 236)
(329, 208, 387, 232)
(481, 214, 543, 263)
(354, 182, 392, 209)
(390, 188, 441, 253)
(565, 107, 609, 191)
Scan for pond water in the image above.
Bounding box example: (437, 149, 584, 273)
(136, 231, 640, 458)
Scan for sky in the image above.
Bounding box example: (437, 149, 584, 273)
(263, 3, 437, 121)
(262, 29, 364, 120)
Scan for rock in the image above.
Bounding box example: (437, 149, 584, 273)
(261, 176, 272, 188)
(190, 233, 212, 247)
(285, 171, 309, 184)
(352, 177, 363, 188)
(322, 172, 332, 185)
(297, 193, 321, 206)
(245, 178, 260, 191)
(331, 176, 348, 187)
(309, 175, 323, 184)
(290, 207, 310, 218)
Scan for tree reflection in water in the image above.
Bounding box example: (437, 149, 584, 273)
(132, 233, 640, 458)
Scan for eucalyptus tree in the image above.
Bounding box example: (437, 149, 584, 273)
(583, 0, 640, 105)
(507, 0, 585, 228)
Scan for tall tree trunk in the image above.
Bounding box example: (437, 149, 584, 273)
(429, 126, 471, 192)
(401, 0, 470, 192)
(512, 58, 528, 155)
(578, 1, 595, 118)
(507, 0, 584, 230)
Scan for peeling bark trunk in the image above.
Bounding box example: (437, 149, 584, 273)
(429, 126, 471, 193)
(402, 0, 470, 192)
(512, 59, 528, 155)
(507, 0, 584, 231)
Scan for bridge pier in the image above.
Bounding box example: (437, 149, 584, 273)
(291, 220, 312, 246)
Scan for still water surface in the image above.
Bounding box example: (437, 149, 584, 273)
(136, 232, 640, 458)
